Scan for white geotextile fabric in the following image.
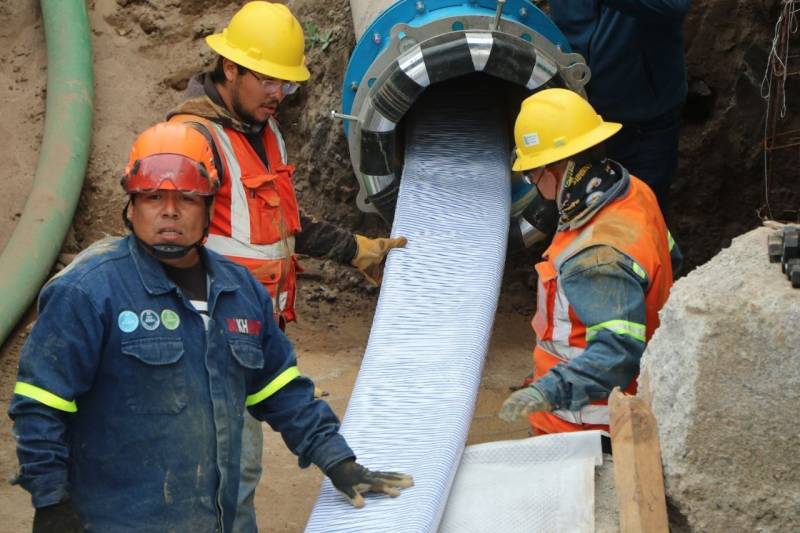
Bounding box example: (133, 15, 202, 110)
(305, 89, 511, 532)
(439, 431, 604, 533)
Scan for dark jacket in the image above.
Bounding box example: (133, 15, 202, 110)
(549, 0, 690, 123)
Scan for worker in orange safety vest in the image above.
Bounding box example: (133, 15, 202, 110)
(499, 88, 682, 449)
(165, 3, 406, 530)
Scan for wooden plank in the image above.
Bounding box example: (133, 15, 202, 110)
(608, 387, 669, 533)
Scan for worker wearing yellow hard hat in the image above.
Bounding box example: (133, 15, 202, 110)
(511, 88, 621, 172)
(166, 3, 407, 530)
(500, 89, 682, 454)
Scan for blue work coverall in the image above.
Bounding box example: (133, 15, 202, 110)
(8, 235, 353, 532)
(549, 0, 691, 209)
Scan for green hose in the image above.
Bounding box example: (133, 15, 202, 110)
(0, 0, 93, 347)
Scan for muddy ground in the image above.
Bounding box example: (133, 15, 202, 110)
(0, 0, 794, 531)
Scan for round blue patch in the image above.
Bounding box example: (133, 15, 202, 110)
(140, 309, 161, 331)
(118, 310, 139, 333)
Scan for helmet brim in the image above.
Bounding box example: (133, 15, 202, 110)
(206, 34, 311, 82)
(513, 121, 622, 171)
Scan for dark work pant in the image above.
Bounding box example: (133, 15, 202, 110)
(605, 106, 682, 218)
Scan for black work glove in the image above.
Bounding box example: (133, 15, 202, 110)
(326, 459, 414, 508)
(33, 500, 83, 533)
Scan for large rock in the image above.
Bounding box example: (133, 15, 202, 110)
(639, 226, 800, 532)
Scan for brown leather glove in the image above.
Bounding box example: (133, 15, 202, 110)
(351, 235, 407, 285)
(326, 459, 414, 508)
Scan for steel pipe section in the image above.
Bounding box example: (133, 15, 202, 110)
(341, 0, 589, 232)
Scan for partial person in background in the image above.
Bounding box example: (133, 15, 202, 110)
(548, 0, 691, 215)
(166, 2, 406, 530)
(499, 89, 682, 450)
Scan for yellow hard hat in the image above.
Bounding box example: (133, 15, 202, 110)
(205, 1, 310, 82)
(512, 88, 621, 171)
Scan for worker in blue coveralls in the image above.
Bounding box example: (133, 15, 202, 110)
(7, 122, 412, 533)
(548, 0, 691, 215)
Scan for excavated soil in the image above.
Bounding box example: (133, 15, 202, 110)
(0, 0, 794, 531)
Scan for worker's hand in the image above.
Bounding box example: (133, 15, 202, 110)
(499, 385, 552, 422)
(33, 500, 83, 533)
(351, 234, 407, 285)
(326, 459, 414, 508)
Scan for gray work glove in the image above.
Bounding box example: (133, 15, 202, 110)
(326, 459, 414, 508)
(499, 385, 553, 422)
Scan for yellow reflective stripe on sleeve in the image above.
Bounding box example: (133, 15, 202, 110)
(586, 320, 646, 343)
(14, 382, 77, 413)
(246, 366, 301, 407)
(631, 262, 647, 280)
(668, 231, 676, 251)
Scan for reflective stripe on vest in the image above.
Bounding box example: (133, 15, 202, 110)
(268, 117, 288, 164)
(14, 382, 77, 413)
(537, 339, 584, 361)
(273, 292, 290, 314)
(246, 366, 300, 406)
(211, 122, 257, 246)
(205, 234, 295, 261)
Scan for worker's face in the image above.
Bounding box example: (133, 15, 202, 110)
(526, 160, 567, 201)
(225, 59, 289, 125)
(127, 190, 208, 267)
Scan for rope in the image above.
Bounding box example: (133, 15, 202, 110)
(761, 0, 800, 220)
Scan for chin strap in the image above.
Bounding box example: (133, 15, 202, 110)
(136, 239, 202, 260)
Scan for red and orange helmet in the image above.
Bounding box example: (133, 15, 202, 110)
(121, 122, 219, 196)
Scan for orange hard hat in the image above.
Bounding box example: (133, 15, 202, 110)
(122, 122, 219, 196)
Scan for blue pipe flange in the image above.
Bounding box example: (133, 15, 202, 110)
(340, 1, 589, 216)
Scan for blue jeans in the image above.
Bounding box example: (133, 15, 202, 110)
(605, 105, 682, 217)
(233, 411, 264, 533)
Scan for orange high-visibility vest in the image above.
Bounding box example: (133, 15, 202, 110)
(171, 114, 301, 322)
(530, 176, 674, 434)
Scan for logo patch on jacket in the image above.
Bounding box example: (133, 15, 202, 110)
(226, 318, 261, 336)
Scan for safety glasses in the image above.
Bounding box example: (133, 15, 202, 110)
(123, 154, 217, 196)
(246, 68, 300, 95)
(521, 167, 545, 184)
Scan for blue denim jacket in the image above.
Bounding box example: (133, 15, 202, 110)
(534, 244, 680, 410)
(8, 235, 353, 532)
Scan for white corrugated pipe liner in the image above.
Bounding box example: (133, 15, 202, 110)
(306, 86, 511, 532)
